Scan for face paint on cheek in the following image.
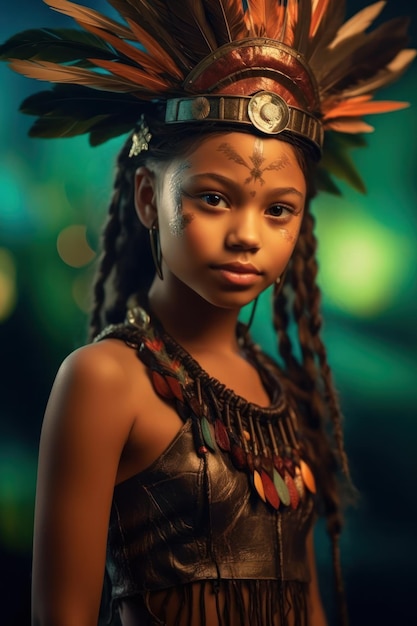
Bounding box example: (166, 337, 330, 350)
(167, 161, 190, 236)
(279, 228, 296, 243)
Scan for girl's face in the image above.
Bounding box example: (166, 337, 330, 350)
(138, 132, 306, 311)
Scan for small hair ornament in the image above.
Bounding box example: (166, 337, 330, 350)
(129, 114, 152, 157)
(1, 0, 415, 193)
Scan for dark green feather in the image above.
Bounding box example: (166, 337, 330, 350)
(0, 28, 119, 64)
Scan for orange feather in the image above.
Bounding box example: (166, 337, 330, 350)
(310, 0, 331, 37)
(90, 59, 171, 91)
(9, 58, 136, 91)
(78, 22, 176, 79)
(44, 0, 132, 40)
(324, 119, 375, 133)
(324, 97, 410, 119)
(125, 19, 184, 80)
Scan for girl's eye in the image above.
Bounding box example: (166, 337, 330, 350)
(199, 193, 228, 208)
(266, 204, 292, 218)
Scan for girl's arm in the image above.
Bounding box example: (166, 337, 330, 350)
(307, 526, 328, 626)
(31, 342, 135, 626)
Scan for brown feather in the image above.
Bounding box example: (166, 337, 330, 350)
(329, 1, 386, 48)
(316, 18, 411, 94)
(121, 0, 193, 72)
(9, 58, 138, 91)
(90, 58, 172, 91)
(171, 0, 218, 50)
(44, 0, 132, 40)
(291, 0, 312, 55)
(75, 21, 177, 78)
(338, 50, 416, 98)
(204, 0, 248, 43)
(124, 19, 184, 80)
(307, 0, 346, 63)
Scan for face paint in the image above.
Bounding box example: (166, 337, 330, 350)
(167, 161, 191, 236)
(279, 228, 296, 242)
(217, 138, 291, 186)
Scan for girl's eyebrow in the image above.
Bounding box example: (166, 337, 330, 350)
(185, 173, 305, 199)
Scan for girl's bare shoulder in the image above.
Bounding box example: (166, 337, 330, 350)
(43, 338, 147, 446)
(56, 337, 148, 398)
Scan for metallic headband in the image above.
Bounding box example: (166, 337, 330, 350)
(165, 91, 323, 154)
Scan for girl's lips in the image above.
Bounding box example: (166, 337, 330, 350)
(212, 262, 261, 274)
(211, 263, 263, 286)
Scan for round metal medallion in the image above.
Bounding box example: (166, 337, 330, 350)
(191, 96, 211, 120)
(248, 91, 290, 134)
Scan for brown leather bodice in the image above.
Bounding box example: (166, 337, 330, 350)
(107, 419, 314, 599)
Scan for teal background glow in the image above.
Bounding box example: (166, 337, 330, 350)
(1, 2, 416, 625)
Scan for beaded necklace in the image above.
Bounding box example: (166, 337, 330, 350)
(96, 305, 316, 511)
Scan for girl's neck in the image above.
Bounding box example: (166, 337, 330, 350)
(147, 280, 243, 357)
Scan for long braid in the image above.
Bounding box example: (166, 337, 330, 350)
(89, 135, 155, 340)
(89, 157, 124, 340)
(273, 282, 304, 387)
(301, 210, 350, 478)
(272, 202, 350, 624)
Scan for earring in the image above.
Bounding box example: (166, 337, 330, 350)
(149, 219, 163, 280)
(275, 275, 281, 284)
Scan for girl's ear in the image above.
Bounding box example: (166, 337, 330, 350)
(134, 166, 158, 228)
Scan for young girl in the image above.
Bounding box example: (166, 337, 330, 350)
(1, 1, 414, 625)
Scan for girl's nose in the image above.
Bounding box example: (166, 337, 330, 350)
(225, 211, 261, 251)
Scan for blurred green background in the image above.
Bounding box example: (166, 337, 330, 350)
(1, 2, 416, 625)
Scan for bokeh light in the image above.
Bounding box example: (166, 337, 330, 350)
(56, 224, 96, 268)
(316, 203, 414, 316)
(0, 248, 17, 321)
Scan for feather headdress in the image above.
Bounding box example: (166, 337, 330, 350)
(1, 0, 415, 192)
